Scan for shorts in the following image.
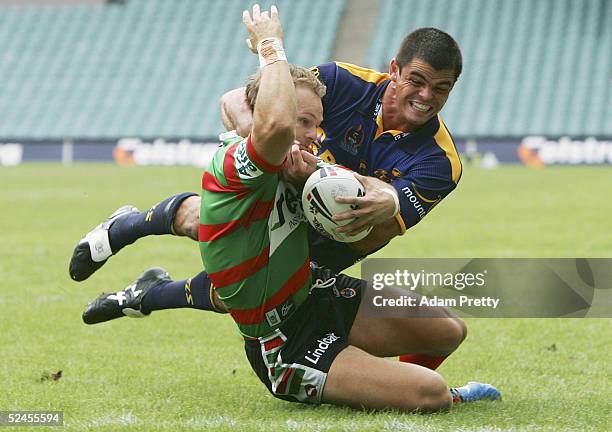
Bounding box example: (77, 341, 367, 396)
(244, 264, 365, 404)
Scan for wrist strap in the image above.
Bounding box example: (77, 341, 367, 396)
(380, 187, 400, 217)
(257, 37, 287, 68)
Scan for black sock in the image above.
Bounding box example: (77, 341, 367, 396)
(140, 271, 222, 314)
(108, 192, 197, 253)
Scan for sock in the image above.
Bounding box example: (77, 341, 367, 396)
(140, 271, 223, 314)
(108, 192, 198, 253)
(399, 354, 448, 370)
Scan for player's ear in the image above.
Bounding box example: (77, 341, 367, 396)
(389, 58, 399, 81)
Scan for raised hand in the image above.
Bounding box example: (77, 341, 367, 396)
(243, 4, 284, 54)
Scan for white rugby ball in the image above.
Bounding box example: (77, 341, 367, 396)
(302, 166, 373, 242)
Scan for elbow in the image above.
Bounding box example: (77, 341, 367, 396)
(219, 91, 235, 115)
(257, 119, 295, 144)
(253, 108, 295, 143)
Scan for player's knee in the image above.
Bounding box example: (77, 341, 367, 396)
(414, 374, 452, 412)
(446, 317, 467, 351)
(186, 221, 199, 241)
(423, 318, 467, 356)
(173, 196, 200, 240)
(440, 317, 467, 354)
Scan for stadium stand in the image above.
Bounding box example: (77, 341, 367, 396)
(0, 0, 609, 140)
(0, 0, 346, 139)
(367, 0, 611, 138)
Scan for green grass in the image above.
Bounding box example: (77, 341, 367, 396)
(1, 163, 611, 431)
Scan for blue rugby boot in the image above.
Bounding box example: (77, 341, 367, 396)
(451, 382, 501, 403)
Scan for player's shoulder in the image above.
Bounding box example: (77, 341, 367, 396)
(427, 115, 462, 185)
(218, 130, 245, 147)
(315, 62, 389, 87)
(206, 131, 245, 177)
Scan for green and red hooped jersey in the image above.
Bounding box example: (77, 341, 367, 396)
(199, 133, 311, 338)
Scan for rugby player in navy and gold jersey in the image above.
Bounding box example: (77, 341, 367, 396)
(71, 26, 469, 372)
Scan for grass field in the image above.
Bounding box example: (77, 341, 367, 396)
(1, 163, 611, 431)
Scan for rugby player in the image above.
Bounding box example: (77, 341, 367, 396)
(129, 5, 498, 410)
(72, 15, 470, 371)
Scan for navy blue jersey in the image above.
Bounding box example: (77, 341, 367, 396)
(306, 62, 462, 273)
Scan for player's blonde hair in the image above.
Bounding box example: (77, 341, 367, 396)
(245, 64, 326, 111)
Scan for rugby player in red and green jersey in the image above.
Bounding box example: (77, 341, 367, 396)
(72, 14, 482, 373)
(74, 5, 500, 409)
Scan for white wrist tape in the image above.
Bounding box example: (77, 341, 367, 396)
(380, 187, 400, 217)
(257, 37, 287, 68)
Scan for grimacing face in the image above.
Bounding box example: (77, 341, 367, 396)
(389, 58, 456, 131)
(294, 85, 323, 150)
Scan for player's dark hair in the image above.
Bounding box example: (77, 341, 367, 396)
(395, 28, 462, 80)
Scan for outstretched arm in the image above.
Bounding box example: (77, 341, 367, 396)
(243, 5, 295, 166)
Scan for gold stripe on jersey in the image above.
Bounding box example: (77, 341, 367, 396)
(336, 62, 390, 85)
(395, 212, 407, 235)
(434, 116, 462, 184)
(374, 108, 404, 141)
(375, 110, 384, 139)
(413, 186, 440, 203)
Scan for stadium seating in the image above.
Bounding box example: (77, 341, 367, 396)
(0, 0, 609, 139)
(0, 0, 346, 138)
(367, 0, 611, 138)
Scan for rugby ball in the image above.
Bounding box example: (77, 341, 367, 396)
(302, 166, 373, 242)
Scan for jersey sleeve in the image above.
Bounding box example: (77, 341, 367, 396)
(313, 62, 362, 120)
(207, 134, 283, 192)
(313, 62, 338, 115)
(390, 157, 459, 234)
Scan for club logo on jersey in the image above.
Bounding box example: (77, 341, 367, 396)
(341, 124, 364, 155)
(234, 141, 263, 180)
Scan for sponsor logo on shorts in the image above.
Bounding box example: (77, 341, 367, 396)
(305, 384, 318, 398)
(265, 309, 281, 327)
(280, 298, 294, 317)
(340, 287, 357, 299)
(304, 333, 340, 365)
